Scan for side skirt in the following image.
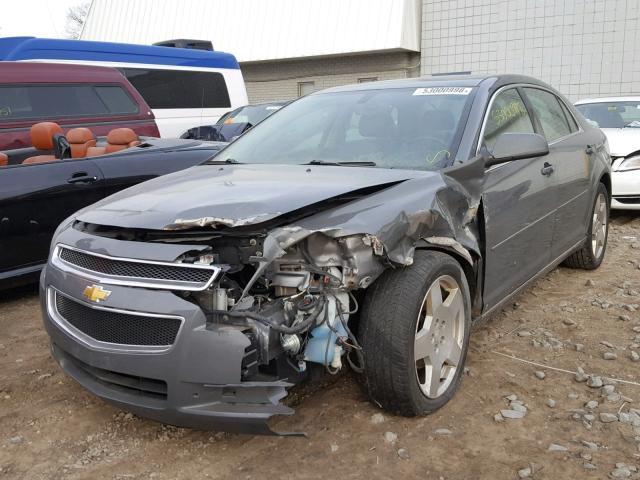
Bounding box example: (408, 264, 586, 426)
(472, 237, 585, 329)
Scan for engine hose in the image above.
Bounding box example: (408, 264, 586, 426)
(221, 295, 326, 334)
(346, 343, 365, 373)
(334, 296, 365, 373)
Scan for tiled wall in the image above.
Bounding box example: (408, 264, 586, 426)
(421, 0, 640, 100)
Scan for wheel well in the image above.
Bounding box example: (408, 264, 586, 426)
(414, 245, 479, 314)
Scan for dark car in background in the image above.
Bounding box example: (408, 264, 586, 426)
(0, 122, 224, 289)
(41, 75, 611, 434)
(0, 62, 160, 151)
(180, 100, 289, 141)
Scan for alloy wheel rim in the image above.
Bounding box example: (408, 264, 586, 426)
(414, 275, 465, 399)
(591, 193, 607, 260)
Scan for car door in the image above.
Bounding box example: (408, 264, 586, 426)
(480, 87, 559, 311)
(521, 87, 594, 257)
(0, 158, 104, 279)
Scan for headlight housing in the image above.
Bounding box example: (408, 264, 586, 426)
(617, 154, 640, 172)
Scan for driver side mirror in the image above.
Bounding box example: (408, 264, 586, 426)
(484, 132, 549, 167)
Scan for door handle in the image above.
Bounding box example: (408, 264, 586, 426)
(540, 162, 554, 176)
(67, 173, 98, 184)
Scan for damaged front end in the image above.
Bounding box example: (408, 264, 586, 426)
(42, 161, 483, 435)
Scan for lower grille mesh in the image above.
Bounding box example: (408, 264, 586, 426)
(55, 293, 181, 346)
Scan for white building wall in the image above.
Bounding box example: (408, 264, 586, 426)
(82, 0, 421, 62)
(421, 0, 640, 100)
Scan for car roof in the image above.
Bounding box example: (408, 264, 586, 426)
(0, 61, 128, 83)
(316, 74, 554, 94)
(575, 96, 640, 105)
(0, 37, 240, 70)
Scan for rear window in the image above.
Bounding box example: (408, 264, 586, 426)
(121, 68, 231, 109)
(0, 84, 138, 121)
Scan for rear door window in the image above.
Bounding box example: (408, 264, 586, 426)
(0, 84, 138, 121)
(523, 88, 573, 142)
(121, 68, 231, 109)
(483, 88, 535, 151)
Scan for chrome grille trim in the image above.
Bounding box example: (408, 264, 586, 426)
(47, 287, 184, 353)
(52, 244, 220, 291)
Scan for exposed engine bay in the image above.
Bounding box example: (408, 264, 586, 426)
(189, 232, 378, 377)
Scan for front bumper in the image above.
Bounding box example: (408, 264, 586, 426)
(611, 168, 640, 210)
(40, 229, 297, 435)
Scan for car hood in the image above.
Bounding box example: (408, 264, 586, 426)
(76, 164, 430, 230)
(601, 128, 640, 157)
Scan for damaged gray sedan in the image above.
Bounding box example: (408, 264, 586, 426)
(41, 75, 611, 434)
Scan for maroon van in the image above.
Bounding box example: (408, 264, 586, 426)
(0, 62, 160, 151)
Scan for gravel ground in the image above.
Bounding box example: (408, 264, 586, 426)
(0, 212, 639, 480)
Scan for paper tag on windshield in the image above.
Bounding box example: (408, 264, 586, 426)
(413, 87, 472, 96)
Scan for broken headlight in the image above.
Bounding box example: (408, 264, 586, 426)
(617, 154, 640, 172)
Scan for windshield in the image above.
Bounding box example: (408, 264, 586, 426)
(217, 104, 284, 126)
(214, 87, 475, 170)
(576, 101, 640, 128)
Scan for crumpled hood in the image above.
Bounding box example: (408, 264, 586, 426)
(76, 164, 429, 230)
(601, 128, 640, 157)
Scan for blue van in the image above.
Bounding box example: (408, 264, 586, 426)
(0, 37, 249, 138)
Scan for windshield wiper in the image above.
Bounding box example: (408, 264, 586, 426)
(305, 160, 377, 167)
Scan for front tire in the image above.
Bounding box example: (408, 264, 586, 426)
(360, 251, 471, 416)
(563, 183, 609, 270)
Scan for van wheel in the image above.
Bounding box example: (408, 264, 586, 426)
(359, 251, 471, 416)
(563, 183, 609, 270)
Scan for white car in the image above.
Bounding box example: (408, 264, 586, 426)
(575, 97, 640, 210)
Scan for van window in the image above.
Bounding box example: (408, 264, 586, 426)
(121, 68, 231, 109)
(0, 84, 138, 121)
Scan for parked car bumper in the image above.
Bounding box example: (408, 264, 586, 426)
(39, 229, 295, 435)
(611, 168, 640, 210)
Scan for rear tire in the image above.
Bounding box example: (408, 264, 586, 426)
(359, 251, 471, 416)
(563, 183, 609, 270)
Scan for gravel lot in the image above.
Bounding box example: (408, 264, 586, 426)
(1, 212, 639, 480)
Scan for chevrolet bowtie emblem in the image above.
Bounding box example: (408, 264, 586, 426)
(83, 285, 111, 303)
